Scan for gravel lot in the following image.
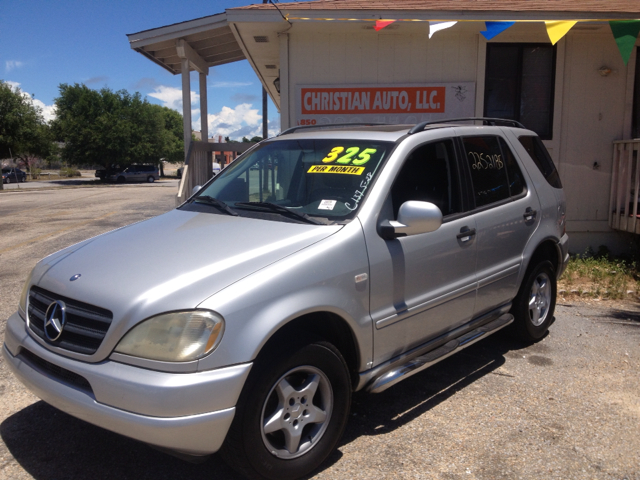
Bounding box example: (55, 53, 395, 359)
(0, 183, 638, 480)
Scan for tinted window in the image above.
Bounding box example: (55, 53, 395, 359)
(518, 135, 562, 188)
(463, 136, 511, 207)
(391, 140, 461, 217)
(484, 43, 556, 139)
(500, 138, 525, 196)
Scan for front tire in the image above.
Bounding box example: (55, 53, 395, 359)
(221, 341, 351, 480)
(510, 260, 556, 342)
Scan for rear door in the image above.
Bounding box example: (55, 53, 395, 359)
(458, 133, 541, 316)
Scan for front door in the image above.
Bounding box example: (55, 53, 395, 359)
(365, 139, 478, 365)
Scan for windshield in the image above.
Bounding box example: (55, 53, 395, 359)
(194, 138, 393, 221)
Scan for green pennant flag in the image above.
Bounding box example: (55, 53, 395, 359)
(609, 20, 640, 65)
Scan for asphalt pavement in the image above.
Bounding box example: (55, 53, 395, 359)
(0, 183, 638, 480)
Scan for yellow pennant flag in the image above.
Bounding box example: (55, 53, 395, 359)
(545, 20, 578, 45)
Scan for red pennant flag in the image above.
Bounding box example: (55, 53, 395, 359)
(374, 20, 396, 31)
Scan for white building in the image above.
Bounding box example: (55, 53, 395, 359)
(128, 0, 640, 253)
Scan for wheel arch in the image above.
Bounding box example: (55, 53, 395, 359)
(526, 238, 561, 276)
(254, 311, 361, 390)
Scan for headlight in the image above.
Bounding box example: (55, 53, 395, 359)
(114, 310, 224, 362)
(18, 281, 30, 320)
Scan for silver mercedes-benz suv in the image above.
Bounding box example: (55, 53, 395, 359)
(4, 119, 568, 480)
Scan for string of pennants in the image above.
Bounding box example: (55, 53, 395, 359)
(286, 16, 640, 65)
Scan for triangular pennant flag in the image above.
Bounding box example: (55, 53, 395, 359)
(545, 20, 577, 45)
(374, 20, 396, 31)
(480, 21, 515, 40)
(429, 21, 457, 39)
(609, 20, 640, 65)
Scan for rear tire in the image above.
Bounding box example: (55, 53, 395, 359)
(147, 176, 155, 183)
(510, 260, 556, 342)
(221, 341, 351, 480)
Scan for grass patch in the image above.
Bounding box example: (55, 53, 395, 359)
(559, 248, 640, 300)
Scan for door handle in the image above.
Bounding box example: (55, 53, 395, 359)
(523, 207, 537, 222)
(456, 226, 476, 242)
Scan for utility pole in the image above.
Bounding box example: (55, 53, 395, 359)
(262, 0, 268, 140)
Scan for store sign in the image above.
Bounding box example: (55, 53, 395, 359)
(296, 82, 475, 126)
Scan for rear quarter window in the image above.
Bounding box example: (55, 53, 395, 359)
(518, 135, 562, 188)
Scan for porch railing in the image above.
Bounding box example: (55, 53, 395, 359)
(609, 139, 640, 234)
(175, 141, 256, 206)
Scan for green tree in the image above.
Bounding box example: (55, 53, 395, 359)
(52, 83, 182, 169)
(0, 80, 52, 164)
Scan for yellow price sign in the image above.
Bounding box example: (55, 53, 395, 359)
(308, 165, 366, 175)
(321, 147, 377, 166)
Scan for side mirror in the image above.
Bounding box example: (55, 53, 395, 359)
(192, 185, 202, 195)
(379, 201, 443, 240)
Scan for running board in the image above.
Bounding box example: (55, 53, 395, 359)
(367, 313, 514, 394)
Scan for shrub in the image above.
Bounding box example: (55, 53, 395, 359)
(60, 167, 81, 177)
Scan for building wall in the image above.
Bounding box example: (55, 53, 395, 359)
(282, 24, 638, 253)
(559, 32, 634, 253)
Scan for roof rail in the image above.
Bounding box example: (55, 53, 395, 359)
(408, 117, 526, 134)
(278, 122, 389, 136)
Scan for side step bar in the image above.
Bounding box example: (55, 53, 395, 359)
(367, 313, 514, 394)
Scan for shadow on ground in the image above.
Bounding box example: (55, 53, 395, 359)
(1, 331, 527, 480)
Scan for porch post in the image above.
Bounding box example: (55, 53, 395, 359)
(199, 72, 208, 141)
(181, 57, 191, 161)
(200, 71, 212, 178)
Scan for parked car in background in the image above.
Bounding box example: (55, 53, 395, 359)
(107, 164, 159, 183)
(4, 119, 568, 480)
(95, 167, 120, 181)
(2, 167, 27, 183)
(177, 162, 221, 179)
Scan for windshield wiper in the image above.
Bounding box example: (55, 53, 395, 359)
(193, 195, 239, 216)
(233, 202, 323, 225)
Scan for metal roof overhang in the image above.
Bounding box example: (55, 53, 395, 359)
(126, 13, 247, 75)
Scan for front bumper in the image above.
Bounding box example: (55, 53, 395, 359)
(3, 312, 252, 455)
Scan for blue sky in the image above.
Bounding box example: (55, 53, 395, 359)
(1, 0, 279, 139)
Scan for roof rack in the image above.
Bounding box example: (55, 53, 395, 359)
(408, 117, 526, 134)
(278, 122, 389, 136)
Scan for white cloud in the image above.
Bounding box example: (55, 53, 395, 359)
(5, 60, 24, 72)
(205, 104, 280, 140)
(207, 103, 262, 139)
(32, 98, 57, 123)
(147, 85, 199, 111)
(4, 81, 56, 122)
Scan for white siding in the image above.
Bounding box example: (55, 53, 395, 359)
(287, 28, 479, 124)
(559, 33, 629, 230)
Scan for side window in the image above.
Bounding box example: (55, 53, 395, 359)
(500, 138, 526, 197)
(518, 135, 562, 188)
(390, 140, 461, 217)
(463, 136, 525, 208)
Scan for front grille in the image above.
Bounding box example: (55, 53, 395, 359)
(28, 286, 113, 355)
(19, 348, 93, 394)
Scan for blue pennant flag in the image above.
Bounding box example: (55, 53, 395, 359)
(481, 21, 516, 40)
